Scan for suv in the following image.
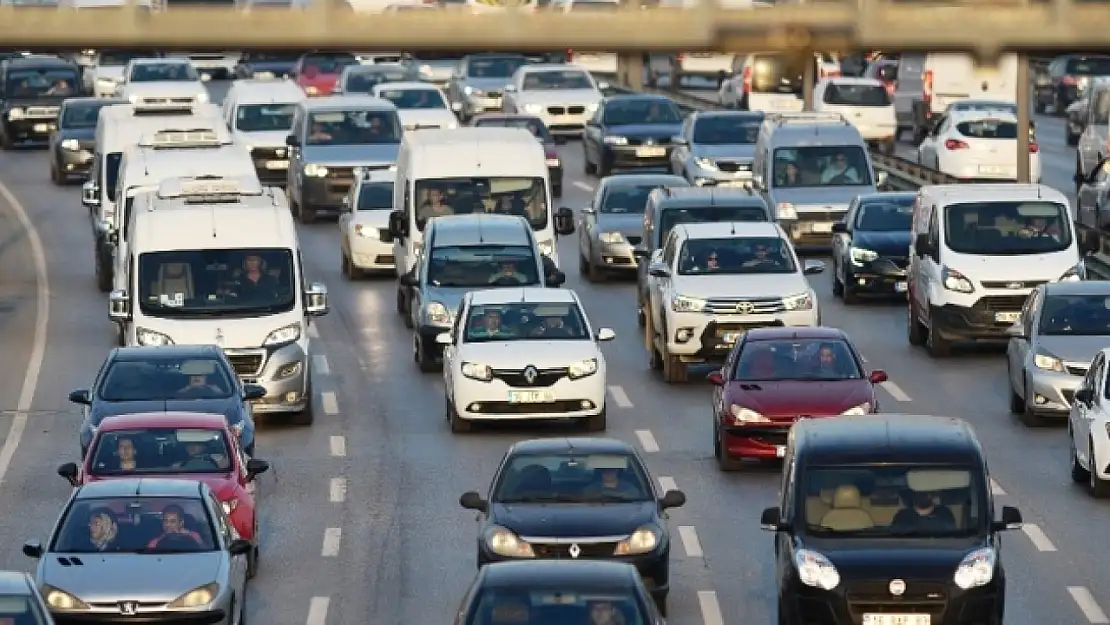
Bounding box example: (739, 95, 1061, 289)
(0, 55, 82, 149)
(643, 221, 822, 383)
(760, 415, 1023, 625)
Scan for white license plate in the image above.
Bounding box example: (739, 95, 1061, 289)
(863, 615, 930, 625)
(895, 281, 907, 293)
(775, 445, 786, 458)
(508, 390, 554, 404)
(810, 222, 834, 233)
(721, 332, 741, 343)
(978, 164, 1005, 175)
(265, 160, 288, 170)
(995, 311, 1020, 323)
(32, 123, 53, 132)
(636, 147, 666, 158)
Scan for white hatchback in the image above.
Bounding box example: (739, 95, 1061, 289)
(812, 77, 897, 153)
(441, 288, 615, 433)
(372, 82, 459, 131)
(339, 169, 396, 277)
(917, 110, 1041, 183)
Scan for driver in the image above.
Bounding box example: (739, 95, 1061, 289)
(147, 505, 202, 549)
(530, 315, 573, 338)
(588, 600, 628, 625)
(488, 260, 530, 285)
(174, 441, 230, 470)
(308, 122, 333, 143)
(812, 343, 851, 379)
(1019, 216, 1061, 241)
(742, 243, 779, 269)
(419, 188, 453, 221)
(821, 151, 861, 184)
(177, 372, 224, 397)
(583, 468, 640, 499)
(892, 491, 957, 531)
(227, 254, 279, 303)
(469, 309, 514, 339)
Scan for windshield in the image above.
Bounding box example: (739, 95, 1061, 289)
(377, 87, 448, 110)
(658, 205, 768, 244)
(569, 0, 619, 9)
(463, 301, 588, 342)
(62, 102, 107, 129)
(129, 62, 198, 82)
(943, 201, 1072, 255)
(678, 236, 797, 275)
(0, 594, 46, 625)
(823, 83, 891, 107)
(235, 103, 296, 132)
(772, 146, 873, 188)
(415, 177, 548, 231)
(522, 70, 592, 91)
(468, 56, 529, 78)
(301, 53, 358, 75)
(306, 109, 402, 146)
(105, 152, 122, 202)
(801, 465, 986, 537)
(4, 67, 79, 98)
(428, 245, 539, 288)
(1066, 57, 1110, 75)
(344, 69, 411, 93)
(748, 55, 804, 94)
(733, 338, 861, 381)
(466, 589, 647, 625)
(600, 184, 658, 214)
(97, 356, 235, 401)
(601, 99, 682, 125)
(474, 116, 553, 142)
(357, 181, 394, 210)
(1039, 294, 1110, 335)
(89, 428, 234, 476)
(493, 453, 651, 503)
(956, 118, 1017, 139)
(136, 248, 295, 317)
(100, 50, 159, 66)
(692, 116, 760, 144)
(53, 496, 218, 553)
(855, 198, 913, 231)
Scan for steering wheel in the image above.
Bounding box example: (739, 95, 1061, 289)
(156, 533, 199, 550)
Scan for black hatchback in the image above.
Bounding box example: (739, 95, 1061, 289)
(0, 56, 83, 149)
(830, 192, 915, 303)
(49, 97, 124, 185)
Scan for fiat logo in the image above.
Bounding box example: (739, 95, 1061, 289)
(889, 579, 906, 596)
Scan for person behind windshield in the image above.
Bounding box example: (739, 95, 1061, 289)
(469, 309, 514, 339)
(776, 161, 802, 187)
(84, 508, 122, 552)
(489, 600, 530, 625)
(44, 78, 71, 96)
(704, 249, 721, 271)
(174, 441, 229, 470)
(419, 188, 453, 221)
(645, 102, 666, 122)
(583, 468, 641, 499)
(147, 505, 202, 549)
(177, 372, 224, 398)
(227, 254, 279, 303)
(588, 600, 627, 625)
(115, 436, 139, 472)
(742, 243, 779, 269)
(811, 343, 853, 379)
(892, 491, 956, 532)
(821, 151, 862, 184)
(1019, 216, 1061, 241)
(309, 122, 333, 143)
(488, 260, 530, 285)
(530, 315, 573, 338)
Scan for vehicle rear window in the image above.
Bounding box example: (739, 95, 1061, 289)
(956, 119, 1017, 139)
(748, 55, 804, 94)
(90, 427, 233, 476)
(357, 181, 394, 210)
(659, 204, 769, 243)
(823, 83, 890, 107)
(1066, 57, 1110, 76)
(466, 588, 648, 625)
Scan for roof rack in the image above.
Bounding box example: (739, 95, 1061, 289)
(768, 111, 847, 126)
(157, 175, 264, 204)
(139, 128, 227, 149)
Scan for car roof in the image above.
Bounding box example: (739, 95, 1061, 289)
(692, 110, 764, 121)
(652, 186, 760, 206)
(947, 109, 1017, 122)
(469, 288, 577, 306)
(132, 57, 188, 66)
(75, 478, 206, 500)
(746, 326, 849, 341)
(227, 79, 306, 102)
(0, 573, 32, 595)
(471, 113, 543, 124)
(3, 57, 74, 69)
(508, 437, 636, 455)
(110, 345, 225, 361)
(481, 560, 639, 589)
(302, 95, 397, 111)
(376, 81, 439, 91)
(1043, 281, 1110, 297)
(63, 97, 124, 108)
(677, 221, 781, 239)
(98, 412, 229, 432)
(599, 173, 688, 191)
(429, 213, 532, 247)
(923, 183, 1068, 204)
(604, 93, 674, 103)
(522, 63, 590, 74)
(856, 191, 916, 204)
(795, 415, 981, 465)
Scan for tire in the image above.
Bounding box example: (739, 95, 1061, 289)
(585, 253, 605, 282)
(342, 252, 360, 280)
(925, 308, 951, 357)
(597, 157, 612, 178)
(290, 389, 314, 425)
(1067, 128, 1080, 147)
(583, 145, 596, 176)
(1019, 376, 1045, 427)
(645, 315, 663, 370)
(662, 348, 686, 384)
(50, 162, 64, 185)
(578, 252, 588, 276)
(1090, 441, 1110, 498)
(1008, 368, 1024, 415)
(714, 421, 742, 471)
(1071, 430, 1090, 483)
(907, 300, 926, 346)
(298, 202, 317, 224)
(585, 408, 607, 432)
(415, 336, 438, 373)
(831, 261, 844, 297)
(0, 132, 13, 151)
(96, 250, 113, 293)
(842, 278, 860, 304)
(652, 592, 667, 617)
(247, 543, 259, 579)
(1034, 100, 1046, 115)
(447, 394, 471, 433)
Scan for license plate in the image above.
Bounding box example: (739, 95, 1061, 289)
(32, 123, 53, 132)
(978, 164, 1005, 175)
(895, 281, 907, 293)
(636, 147, 665, 158)
(265, 160, 288, 170)
(720, 331, 742, 343)
(863, 615, 930, 625)
(508, 390, 554, 404)
(775, 445, 786, 458)
(810, 222, 834, 233)
(995, 311, 1020, 323)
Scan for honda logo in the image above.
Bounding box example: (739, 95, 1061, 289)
(119, 602, 138, 616)
(523, 366, 538, 384)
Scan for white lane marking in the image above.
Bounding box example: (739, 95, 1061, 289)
(697, 591, 724, 625)
(306, 597, 330, 625)
(330, 435, 346, 457)
(1021, 523, 1058, 552)
(321, 391, 339, 415)
(635, 429, 659, 453)
(990, 478, 1007, 496)
(329, 477, 347, 503)
(881, 381, 912, 402)
(678, 526, 703, 558)
(608, 385, 633, 409)
(573, 181, 594, 192)
(658, 476, 678, 493)
(307, 323, 320, 339)
(1068, 587, 1110, 623)
(312, 354, 330, 375)
(0, 180, 49, 487)
(321, 527, 342, 557)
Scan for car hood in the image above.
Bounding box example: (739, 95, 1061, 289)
(490, 501, 656, 537)
(692, 144, 757, 160)
(465, 77, 513, 92)
(122, 81, 207, 98)
(39, 552, 225, 603)
(809, 536, 984, 580)
(516, 89, 601, 105)
(244, 60, 295, 74)
(771, 186, 871, 209)
(94, 66, 126, 82)
(233, 129, 290, 149)
(1037, 334, 1105, 364)
(605, 123, 682, 141)
(726, 379, 873, 418)
(853, 230, 911, 257)
(423, 285, 474, 315)
(674, 273, 809, 299)
(595, 213, 644, 239)
(91, 398, 241, 425)
(301, 143, 400, 166)
(396, 108, 458, 128)
(59, 127, 97, 142)
(458, 340, 599, 368)
(86, 471, 240, 499)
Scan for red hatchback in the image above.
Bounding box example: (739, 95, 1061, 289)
(57, 412, 269, 575)
(708, 327, 887, 470)
(294, 52, 359, 97)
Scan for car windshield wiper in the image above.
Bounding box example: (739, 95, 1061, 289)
(573, 493, 647, 503)
(497, 495, 574, 504)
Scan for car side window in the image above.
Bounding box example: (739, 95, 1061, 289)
(779, 452, 795, 519)
(1096, 353, 1109, 400)
(926, 208, 940, 260)
(452, 300, 466, 341)
(1083, 352, 1100, 391)
(591, 103, 604, 125)
(1021, 290, 1039, 336)
(206, 493, 234, 544)
(843, 199, 858, 229)
(662, 233, 678, 267)
(681, 116, 694, 141)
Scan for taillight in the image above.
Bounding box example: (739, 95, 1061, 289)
(742, 66, 752, 93)
(1029, 142, 1039, 153)
(1061, 75, 1078, 86)
(566, 49, 574, 62)
(884, 81, 895, 96)
(676, 53, 684, 62)
(944, 139, 969, 150)
(922, 70, 934, 114)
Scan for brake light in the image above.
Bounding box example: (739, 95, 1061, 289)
(884, 81, 895, 96)
(1029, 142, 1039, 153)
(1062, 75, 1078, 86)
(944, 139, 969, 150)
(566, 49, 574, 62)
(676, 53, 684, 62)
(922, 70, 934, 116)
(742, 66, 752, 93)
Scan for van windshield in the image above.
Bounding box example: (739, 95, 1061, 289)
(414, 177, 548, 231)
(137, 248, 296, 317)
(772, 146, 873, 188)
(427, 245, 539, 288)
(943, 201, 1071, 255)
(801, 465, 987, 537)
(235, 104, 296, 132)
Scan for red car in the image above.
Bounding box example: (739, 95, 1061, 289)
(294, 52, 359, 97)
(56, 412, 269, 575)
(707, 327, 887, 470)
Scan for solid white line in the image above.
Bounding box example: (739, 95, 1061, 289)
(658, 476, 678, 493)
(330, 435, 346, 457)
(321, 391, 339, 415)
(307, 323, 320, 339)
(881, 381, 912, 402)
(1021, 523, 1057, 552)
(306, 597, 330, 625)
(573, 181, 594, 192)
(635, 429, 660, 453)
(697, 591, 724, 625)
(0, 180, 49, 487)
(321, 527, 342, 557)
(678, 526, 703, 558)
(608, 385, 633, 409)
(1068, 587, 1110, 623)
(329, 477, 347, 503)
(990, 478, 1007, 496)
(312, 354, 331, 375)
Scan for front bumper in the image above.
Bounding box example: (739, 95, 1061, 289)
(451, 369, 606, 421)
(932, 295, 1028, 343)
(589, 239, 638, 271)
(783, 576, 1002, 625)
(687, 162, 754, 187)
(55, 146, 95, 177)
(249, 147, 290, 186)
(50, 609, 226, 625)
(2, 117, 57, 143)
(478, 543, 669, 594)
(463, 94, 503, 116)
(228, 341, 309, 414)
(533, 107, 592, 135)
(665, 312, 818, 362)
(601, 144, 674, 171)
(300, 174, 353, 211)
(349, 233, 395, 270)
(784, 209, 848, 248)
(1025, 366, 1083, 415)
(844, 257, 908, 296)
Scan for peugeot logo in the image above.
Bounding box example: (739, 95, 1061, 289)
(568, 544, 581, 559)
(523, 366, 538, 384)
(214, 328, 225, 346)
(735, 301, 755, 314)
(1006, 282, 1023, 289)
(119, 602, 138, 616)
(889, 579, 906, 596)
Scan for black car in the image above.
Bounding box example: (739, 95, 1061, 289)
(830, 192, 915, 303)
(760, 415, 1023, 625)
(234, 51, 301, 80)
(583, 94, 685, 177)
(0, 56, 83, 150)
(459, 437, 686, 613)
(471, 114, 563, 197)
(455, 560, 662, 625)
(49, 97, 124, 185)
(1034, 54, 1110, 115)
(69, 345, 264, 458)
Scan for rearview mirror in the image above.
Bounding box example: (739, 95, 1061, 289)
(869, 370, 888, 384)
(1076, 387, 1094, 405)
(659, 489, 686, 509)
(304, 282, 329, 317)
(831, 222, 848, 234)
(876, 171, 889, 187)
(388, 210, 408, 239)
(459, 490, 488, 512)
(596, 328, 616, 341)
(81, 180, 99, 208)
(913, 233, 932, 257)
(647, 262, 670, 278)
(597, 81, 610, 90)
(547, 270, 566, 287)
(993, 505, 1023, 531)
(68, 389, 92, 405)
(760, 507, 784, 531)
(707, 370, 724, 385)
(22, 541, 42, 559)
(435, 332, 453, 345)
(803, 260, 825, 275)
(285, 134, 299, 147)
(228, 538, 253, 555)
(242, 384, 266, 400)
(245, 458, 270, 479)
(57, 462, 79, 486)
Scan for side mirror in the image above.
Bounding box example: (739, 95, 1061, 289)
(760, 506, 785, 531)
(868, 370, 888, 384)
(648, 262, 670, 278)
(1076, 387, 1095, 405)
(659, 489, 686, 509)
(22, 541, 42, 559)
(803, 260, 825, 275)
(459, 490, 488, 512)
(304, 282, 329, 316)
(245, 458, 270, 479)
(554, 206, 575, 235)
(57, 462, 79, 487)
(81, 180, 100, 207)
(751, 174, 764, 189)
(242, 384, 266, 400)
(285, 134, 299, 147)
(108, 289, 131, 322)
(435, 332, 453, 345)
(547, 270, 566, 287)
(340, 196, 350, 209)
(68, 389, 92, 405)
(993, 505, 1023, 531)
(228, 538, 253, 555)
(595, 327, 616, 342)
(399, 272, 419, 287)
(831, 222, 848, 234)
(503, 84, 517, 93)
(707, 370, 725, 385)
(1005, 324, 1025, 339)
(913, 232, 932, 257)
(388, 209, 408, 239)
(876, 171, 889, 187)
(597, 81, 610, 90)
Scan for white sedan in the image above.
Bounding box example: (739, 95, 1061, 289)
(1069, 347, 1110, 497)
(917, 110, 1040, 183)
(371, 82, 459, 131)
(339, 168, 396, 278)
(440, 288, 615, 433)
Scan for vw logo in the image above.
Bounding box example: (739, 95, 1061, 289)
(568, 544, 581, 559)
(119, 602, 138, 616)
(523, 366, 538, 384)
(735, 301, 755, 314)
(889, 579, 906, 596)
(214, 328, 225, 346)
(1006, 282, 1023, 289)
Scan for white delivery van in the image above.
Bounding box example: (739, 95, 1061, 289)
(894, 53, 1018, 144)
(387, 127, 574, 275)
(109, 176, 329, 424)
(813, 77, 898, 154)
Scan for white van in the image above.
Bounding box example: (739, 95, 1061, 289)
(109, 176, 329, 424)
(83, 101, 226, 292)
(386, 127, 574, 275)
(894, 53, 1018, 143)
(907, 184, 1089, 357)
(813, 77, 897, 154)
(221, 79, 306, 187)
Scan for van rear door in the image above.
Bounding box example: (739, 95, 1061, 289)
(747, 54, 805, 113)
(927, 53, 1018, 113)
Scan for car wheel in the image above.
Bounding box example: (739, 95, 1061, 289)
(583, 144, 596, 175)
(661, 345, 686, 383)
(0, 132, 13, 151)
(585, 407, 606, 432)
(645, 314, 663, 370)
(290, 379, 314, 426)
(831, 258, 843, 297)
(925, 307, 951, 357)
(247, 543, 259, 579)
(842, 274, 860, 304)
(578, 251, 589, 276)
(415, 336, 438, 373)
(1071, 429, 1090, 483)
(652, 591, 667, 617)
(1020, 375, 1045, 427)
(50, 161, 64, 185)
(1090, 441, 1110, 497)
(342, 251, 360, 280)
(906, 300, 926, 346)
(714, 421, 742, 471)
(585, 254, 605, 282)
(447, 394, 471, 433)
(1008, 365, 1024, 415)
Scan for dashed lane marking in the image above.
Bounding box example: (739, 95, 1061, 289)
(697, 591, 724, 625)
(573, 181, 594, 192)
(306, 597, 330, 625)
(678, 526, 704, 558)
(881, 381, 912, 402)
(1021, 523, 1057, 552)
(322, 527, 342, 557)
(329, 477, 347, 503)
(307, 324, 320, 339)
(608, 385, 633, 409)
(658, 476, 678, 493)
(990, 478, 1006, 496)
(330, 435, 346, 457)
(1068, 587, 1110, 623)
(321, 391, 339, 415)
(312, 355, 330, 375)
(635, 430, 660, 453)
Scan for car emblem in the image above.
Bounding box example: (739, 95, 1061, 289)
(119, 602, 138, 616)
(523, 366, 538, 384)
(644, 139, 654, 145)
(568, 544, 581, 558)
(215, 328, 225, 346)
(735, 301, 755, 314)
(1006, 282, 1023, 289)
(889, 579, 906, 596)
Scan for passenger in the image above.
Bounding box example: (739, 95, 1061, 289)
(308, 123, 333, 143)
(776, 161, 802, 187)
(488, 260, 530, 285)
(820, 151, 861, 184)
(1019, 216, 1061, 241)
(587, 600, 627, 625)
(892, 491, 956, 532)
(86, 508, 122, 552)
(530, 315, 572, 338)
(147, 505, 202, 549)
(44, 79, 71, 96)
(489, 600, 530, 625)
(812, 343, 851, 379)
(469, 309, 513, 340)
(742, 243, 779, 269)
(419, 188, 453, 221)
(174, 441, 229, 470)
(177, 372, 224, 398)
(116, 436, 139, 472)
(583, 469, 640, 499)
(228, 254, 279, 303)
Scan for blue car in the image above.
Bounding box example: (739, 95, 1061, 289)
(583, 94, 685, 178)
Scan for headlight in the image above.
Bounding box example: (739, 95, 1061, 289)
(419, 64, 433, 76)
(253, 71, 275, 80)
(545, 158, 560, 167)
(849, 246, 878, 265)
(461, 361, 493, 382)
(694, 157, 717, 170)
(61, 139, 80, 151)
(783, 292, 813, 311)
(464, 85, 482, 96)
(136, 327, 174, 346)
(598, 232, 624, 244)
(304, 85, 320, 95)
(1034, 351, 1065, 372)
(264, 323, 301, 346)
(795, 549, 840, 590)
(424, 301, 451, 326)
(941, 266, 975, 293)
(222, 499, 239, 515)
(953, 547, 995, 590)
(586, 102, 599, 112)
(96, 77, 117, 87)
(1060, 263, 1084, 282)
(603, 136, 628, 146)
(42, 585, 89, 610)
(841, 402, 871, 416)
(538, 239, 554, 257)
(196, 92, 209, 103)
(353, 224, 378, 238)
(730, 405, 770, 423)
(128, 94, 139, 104)
(7, 107, 24, 120)
(304, 163, 329, 177)
(168, 583, 219, 609)
(485, 526, 534, 557)
(614, 526, 659, 555)
(568, 358, 598, 380)
(672, 294, 707, 313)
(522, 103, 543, 114)
(776, 202, 797, 220)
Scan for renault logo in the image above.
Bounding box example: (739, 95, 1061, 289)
(889, 579, 906, 596)
(523, 366, 538, 384)
(119, 602, 138, 616)
(735, 301, 755, 314)
(568, 544, 581, 558)
(214, 328, 225, 346)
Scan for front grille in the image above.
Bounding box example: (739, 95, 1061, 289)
(797, 207, 848, 221)
(226, 352, 265, 376)
(626, 137, 671, 147)
(981, 280, 1047, 289)
(491, 367, 568, 388)
(25, 106, 59, 118)
(547, 106, 567, 115)
(485, 91, 502, 98)
(250, 146, 287, 160)
(139, 97, 194, 107)
(715, 160, 752, 173)
(474, 400, 587, 414)
(705, 296, 785, 315)
(1066, 364, 1090, 376)
(378, 230, 393, 243)
(748, 428, 790, 446)
(374, 254, 394, 264)
(530, 541, 619, 558)
(626, 235, 642, 246)
(567, 106, 585, 114)
(326, 166, 354, 180)
(846, 580, 947, 620)
(976, 294, 1028, 312)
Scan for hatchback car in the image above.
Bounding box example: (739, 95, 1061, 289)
(583, 94, 684, 177)
(830, 192, 915, 302)
(670, 110, 764, 187)
(292, 51, 359, 97)
(339, 168, 396, 278)
(917, 110, 1040, 183)
(49, 97, 123, 185)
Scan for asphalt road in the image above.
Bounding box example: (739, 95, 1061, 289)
(0, 76, 1105, 625)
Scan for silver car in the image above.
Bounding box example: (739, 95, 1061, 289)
(25, 479, 250, 625)
(446, 53, 533, 122)
(0, 571, 52, 625)
(670, 110, 763, 187)
(1006, 281, 1110, 425)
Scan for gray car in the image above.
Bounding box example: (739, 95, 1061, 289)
(1006, 281, 1110, 425)
(446, 53, 533, 122)
(0, 571, 52, 625)
(670, 110, 764, 187)
(333, 64, 421, 96)
(25, 478, 250, 625)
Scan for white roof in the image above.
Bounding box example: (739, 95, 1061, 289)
(677, 221, 784, 240)
(925, 184, 1069, 204)
(121, 144, 255, 193)
(303, 94, 397, 111)
(947, 109, 1018, 122)
(522, 63, 591, 75)
(225, 80, 307, 104)
(135, 201, 296, 252)
(374, 81, 440, 92)
(470, 287, 578, 306)
(130, 58, 191, 68)
(403, 126, 536, 147)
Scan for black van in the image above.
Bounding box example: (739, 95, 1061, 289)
(760, 415, 1023, 625)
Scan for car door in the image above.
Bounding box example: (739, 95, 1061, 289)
(583, 104, 605, 163)
(911, 202, 937, 317)
(286, 108, 305, 197)
(443, 299, 466, 393)
(579, 186, 602, 258)
(1076, 353, 1106, 451)
(338, 183, 357, 254)
(207, 491, 249, 593)
(918, 115, 945, 166)
(649, 232, 679, 332)
(408, 247, 427, 329)
(670, 115, 693, 175)
(832, 198, 857, 278)
(393, 182, 412, 274)
(1008, 287, 1040, 392)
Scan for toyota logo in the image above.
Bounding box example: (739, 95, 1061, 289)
(735, 301, 755, 314)
(568, 544, 581, 558)
(889, 579, 906, 596)
(523, 366, 538, 384)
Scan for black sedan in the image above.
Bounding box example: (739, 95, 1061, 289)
(69, 345, 264, 458)
(583, 94, 685, 177)
(49, 97, 123, 185)
(456, 560, 662, 625)
(471, 113, 563, 197)
(459, 437, 686, 613)
(234, 51, 300, 80)
(830, 192, 915, 303)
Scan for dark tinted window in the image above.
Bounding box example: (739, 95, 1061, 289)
(243, 51, 300, 62)
(62, 102, 108, 129)
(677, 235, 796, 275)
(357, 181, 394, 210)
(943, 201, 1071, 255)
(601, 99, 682, 125)
(1039, 294, 1110, 336)
(956, 119, 1017, 139)
(658, 204, 768, 243)
(733, 338, 860, 381)
(90, 428, 233, 476)
(377, 87, 448, 110)
(105, 152, 123, 200)
(568, 0, 619, 8)
(600, 184, 657, 213)
(463, 301, 589, 343)
(748, 55, 805, 94)
(466, 588, 648, 625)
(467, 56, 529, 79)
(855, 199, 914, 231)
(301, 53, 358, 74)
(823, 83, 891, 107)
(4, 66, 79, 97)
(97, 356, 235, 401)
(344, 69, 412, 93)
(1065, 57, 1110, 75)
(692, 116, 760, 144)
(492, 452, 652, 502)
(129, 62, 197, 82)
(306, 109, 403, 145)
(428, 245, 539, 288)
(53, 497, 217, 553)
(137, 248, 296, 316)
(100, 50, 160, 66)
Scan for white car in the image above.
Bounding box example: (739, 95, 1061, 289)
(339, 168, 396, 277)
(166, 52, 242, 81)
(372, 82, 459, 131)
(117, 59, 209, 110)
(917, 110, 1041, 183)
(84, 50, 157, 99)
(441, 288, 614, 433)
(502, 63, 604, 138)
(812, 77, 897, 154)
(1070, 347, 1110, 497)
